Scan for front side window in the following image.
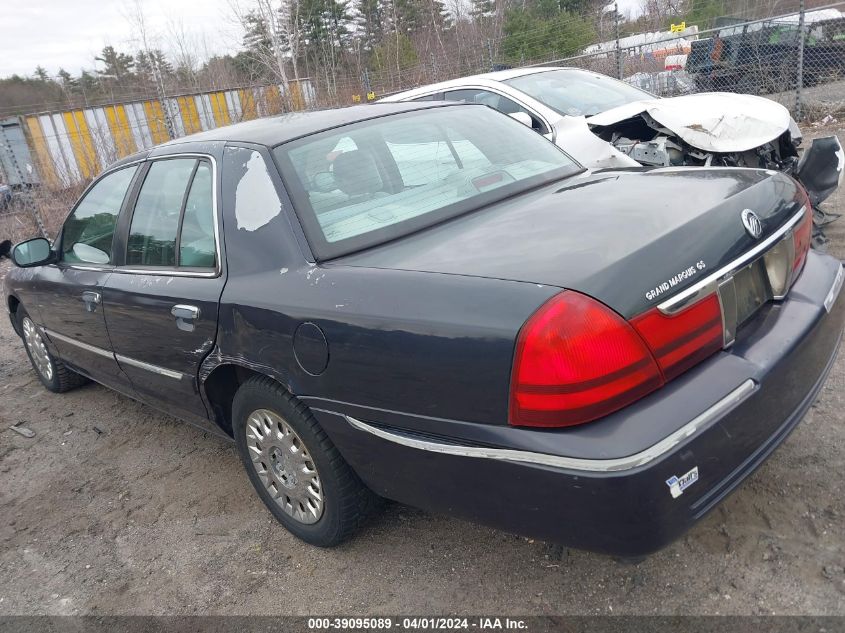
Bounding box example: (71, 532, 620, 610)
(274, 106, 580, 260)
(62, 166, 137, 264)
(443, 89, 546, 133)
(126, 158, 197, 267)
(505, 69, 653, 117)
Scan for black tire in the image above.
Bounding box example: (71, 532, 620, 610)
(16, 307, 88, 393)
(233, 375, 379, 546)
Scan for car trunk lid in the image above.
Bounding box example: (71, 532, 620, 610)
(336, 167, 805, 319)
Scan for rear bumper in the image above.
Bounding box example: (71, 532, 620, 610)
(313, 251, 845, 556)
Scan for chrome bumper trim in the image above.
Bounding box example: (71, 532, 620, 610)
(658, 207, 806, 315)
(345, 379, 757, 473)
(824, 265, 844, 313)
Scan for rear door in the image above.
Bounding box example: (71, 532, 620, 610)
(102, 154, 225, 427)
(36, 164, 138, 392)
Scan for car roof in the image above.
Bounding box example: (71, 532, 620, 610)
(158, 101, 459, 148)
(380, 66, 573, 100)
(474, 66, 572, 81)
(106, 101, 472, 171)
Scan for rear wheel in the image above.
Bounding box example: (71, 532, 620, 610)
(233, 375, 379, 546)
(17, 308, 87, 393)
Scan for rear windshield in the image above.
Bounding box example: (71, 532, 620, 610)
(505, 69, 653, 117)
(272, 106, 580, 260)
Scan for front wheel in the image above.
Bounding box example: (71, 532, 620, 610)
(17, 308, 87, 393)
(233, 376, 379, 546)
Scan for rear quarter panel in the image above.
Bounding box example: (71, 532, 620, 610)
(209, 143, 557, 425)
(214, 263, 557, 425)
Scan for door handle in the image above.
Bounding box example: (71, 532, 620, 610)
(171, 304, 200, 320)
(171, 304, 200, 332)
(81, 291, 101, 313)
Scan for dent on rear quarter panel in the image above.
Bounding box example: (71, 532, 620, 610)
(211, 145, 561, 425)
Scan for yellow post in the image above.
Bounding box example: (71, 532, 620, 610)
(238, 89, 257, 121)
(265, 86, 283, 114)
(210, 92, 231, 127)
(104, 105, 137, 157)
(177, 96, 202, 135)
(289, 81, 304, 111)
(143, 100, 170, 144)
(62, 110, 100, 179)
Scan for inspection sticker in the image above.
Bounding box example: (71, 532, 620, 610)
(666, 466, 699, 499)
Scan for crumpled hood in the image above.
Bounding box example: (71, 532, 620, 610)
(586, 92, 792, 153)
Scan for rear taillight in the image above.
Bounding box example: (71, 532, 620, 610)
(509, 292, 664, 428)
(792, 187, 813, 276)
(630, 294, 724, 382)
(510, 291, 728, 428)
(510, 190, 814, 429)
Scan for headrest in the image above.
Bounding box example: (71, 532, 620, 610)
(332, 150, 383, 196)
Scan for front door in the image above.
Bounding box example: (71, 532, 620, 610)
(102, 156, 224, 426)
(37, 164, 139, 392)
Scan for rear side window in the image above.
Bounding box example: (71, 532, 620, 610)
(127, 159, 196, 266)
(179, 162, 216, 268)
(62, 166, 137, 264)
(123, 158, 216, 270)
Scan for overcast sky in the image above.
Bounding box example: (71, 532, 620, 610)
(615, 0, 646, 20)
(2, 0, 646, 79)
(1, 0, 244, 78)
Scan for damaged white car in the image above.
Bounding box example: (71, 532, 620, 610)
(383, 67, 843, 211)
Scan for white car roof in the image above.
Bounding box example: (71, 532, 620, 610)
(473, 66, 569, 81)
(381, 66, 574, 101)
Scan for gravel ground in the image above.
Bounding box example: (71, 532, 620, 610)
(1, 126, 845, 617)
(770, 79, 845, 118)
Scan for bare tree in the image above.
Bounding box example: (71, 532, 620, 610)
(279, 0, 303, 81)
(230, 0, 292, 93)
(166, 17, 202, 91)
(123, 0, 176, 139)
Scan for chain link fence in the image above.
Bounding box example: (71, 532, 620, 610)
(5, 0, 845, 243)
(532, 1, 845, 122)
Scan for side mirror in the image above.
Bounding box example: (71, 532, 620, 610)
(12, 237, 54, 268)
(508, 111, 534, 129)
(795, 136, 844, 206)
